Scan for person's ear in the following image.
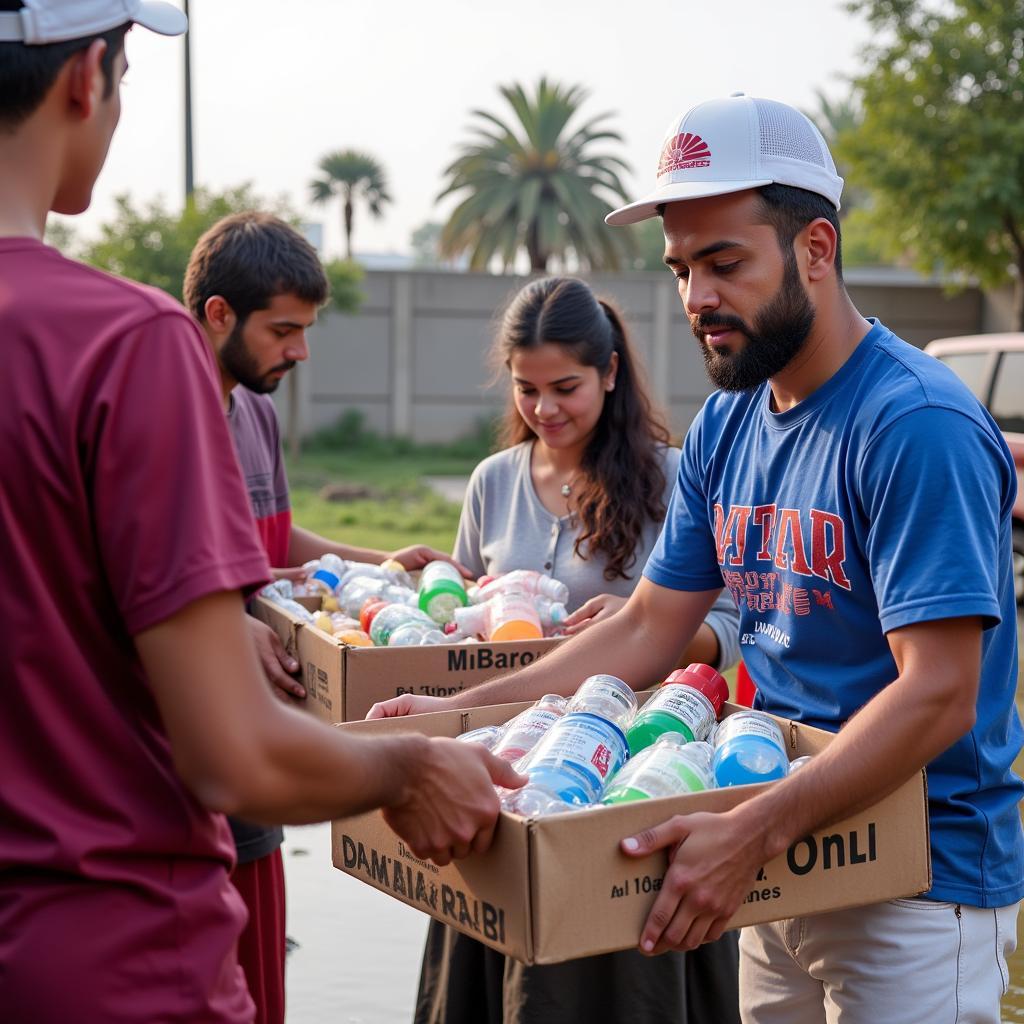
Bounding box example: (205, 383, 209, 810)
(203, 296, 237, 335)
(803, 218, 839, 282)
(604, 350, 619, 391)
(65, 39, 109, 121)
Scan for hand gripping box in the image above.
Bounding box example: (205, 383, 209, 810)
(330, 700, 931, 965)
(251, 596, 564, 723)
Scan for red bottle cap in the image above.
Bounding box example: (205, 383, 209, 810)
(662, 663, 729, 713)
(359, 597, 389, 634)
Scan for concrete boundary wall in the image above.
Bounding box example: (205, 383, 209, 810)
(276, 268, 986, 444)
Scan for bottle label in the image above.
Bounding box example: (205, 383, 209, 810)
(716, 713, 785, 751)
(642, 687, 715, 740)
(528, 715, 628, 802)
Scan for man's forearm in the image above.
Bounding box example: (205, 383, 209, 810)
(447, 597, 687, 709)
(734, 621, 980, 865)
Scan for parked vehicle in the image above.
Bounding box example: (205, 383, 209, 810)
(924, 333, 1024, 604)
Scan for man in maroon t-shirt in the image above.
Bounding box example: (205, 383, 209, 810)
(183, 213, 473, 1024)
(0, 6, 523, 1021)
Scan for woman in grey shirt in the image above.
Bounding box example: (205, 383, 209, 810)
(415, 277, 741, 1024)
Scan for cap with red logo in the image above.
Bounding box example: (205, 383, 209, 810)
(0, 0, 186, 45)
(605, 92, 843, 226)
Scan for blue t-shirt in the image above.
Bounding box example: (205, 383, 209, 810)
(645, 319, 1023, 907)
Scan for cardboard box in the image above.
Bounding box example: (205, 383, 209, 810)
(251, 596, 565, 723)
(330, 700, 931, 964)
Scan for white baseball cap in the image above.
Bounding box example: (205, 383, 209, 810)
(606, 93, 843, 226)
(0, 0, 186, 44)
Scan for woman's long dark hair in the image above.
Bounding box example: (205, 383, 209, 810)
(494, 277, 671, 582)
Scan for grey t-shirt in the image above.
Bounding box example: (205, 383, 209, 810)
(453, 441, 740, 670)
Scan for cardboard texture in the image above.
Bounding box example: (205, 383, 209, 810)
(251, 596, 564, 723)
(330, 700, 931, 964)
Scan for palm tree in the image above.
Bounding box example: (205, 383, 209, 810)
(310, 150, 391, 260)
(438, 78, 634, 273)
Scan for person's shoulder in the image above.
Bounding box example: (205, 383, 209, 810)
(231, 386, 278, 420)
(52, 250, 194, 326)
(859, 322, 995, 433)
(469, 442, 530, 486)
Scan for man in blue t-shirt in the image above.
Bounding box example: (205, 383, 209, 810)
(372, 93, 1023, 1022)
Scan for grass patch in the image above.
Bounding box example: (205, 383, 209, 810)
(285, 411, 496, 553)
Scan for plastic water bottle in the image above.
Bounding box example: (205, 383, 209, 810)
(602, 736, 714, 804)
(299, 552, 347, 596)
(418, 561, 469, 624)
(456, 725, 505, 751)
(626, 663, 729, 755)
(473, 570, 569, 606)
(501, 785, 581, 817)
(514, 677, 635, 806)
(368, 604, 436, 646)
(339, 578, 415, 619)
(788, 754, 813, 773)
(491, 694, 567, 764)
(713, 711, 789, 787)
(566, 674, 638, 732)
(259, 581, 315, 623)
(387, 621, 448, 646)
(452, 591, 544, 642)
(534, 596, 569, 635)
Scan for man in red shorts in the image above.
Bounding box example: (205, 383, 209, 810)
(183, 211, 470, 1024)
(0, 4, 522, 1022)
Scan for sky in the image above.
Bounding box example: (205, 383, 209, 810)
(68, 0, 874, 259)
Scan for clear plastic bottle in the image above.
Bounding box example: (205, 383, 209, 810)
(473, 570, 569, 606)
(713, 711, 789, 787)
(418, 561, 469, 624)
(301, 552, 347, 597)
(518, 711, 630, 806)
(387, 621, 447, 646)
(501, 785, 581, 817)
(491, 694, 568, 764)
(534, 596, 569, 635)
(456, 725, 505, 751)
(626, 663, 729, 755)
(602, 736, 714, 804)
(368, 604, 436, 646)
(451, 592, 544, 642)
(788, 754, 814, 773)
(565, 674, 638, 732)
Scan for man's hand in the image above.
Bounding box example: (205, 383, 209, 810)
(563, 593, 627, 635)
(366, 693, 451, 719)
(621, 806, 766, 954)
(384, 738, 526, 864)
(247, 617, 305, 701)
(389, 545, 473, 578)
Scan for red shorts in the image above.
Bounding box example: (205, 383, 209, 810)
(231, 849, 286, 1024)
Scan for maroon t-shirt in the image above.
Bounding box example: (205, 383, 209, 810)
(0, 238, 271, 1022)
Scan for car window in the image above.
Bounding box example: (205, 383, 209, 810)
(935, 352, 990, 401)
(990, 351, 1024, 434)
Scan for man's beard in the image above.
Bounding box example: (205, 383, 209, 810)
(692, 251, 816, 392)
(220, 323, 295, 394)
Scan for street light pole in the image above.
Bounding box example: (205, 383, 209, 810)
(183, 0, 194, 202)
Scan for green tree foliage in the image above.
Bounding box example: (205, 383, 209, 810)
(309, 150, 391, 261)
(438, 78, 634, 273)
(837, 0, 1024, 323)
(79, 185, 361, 312)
